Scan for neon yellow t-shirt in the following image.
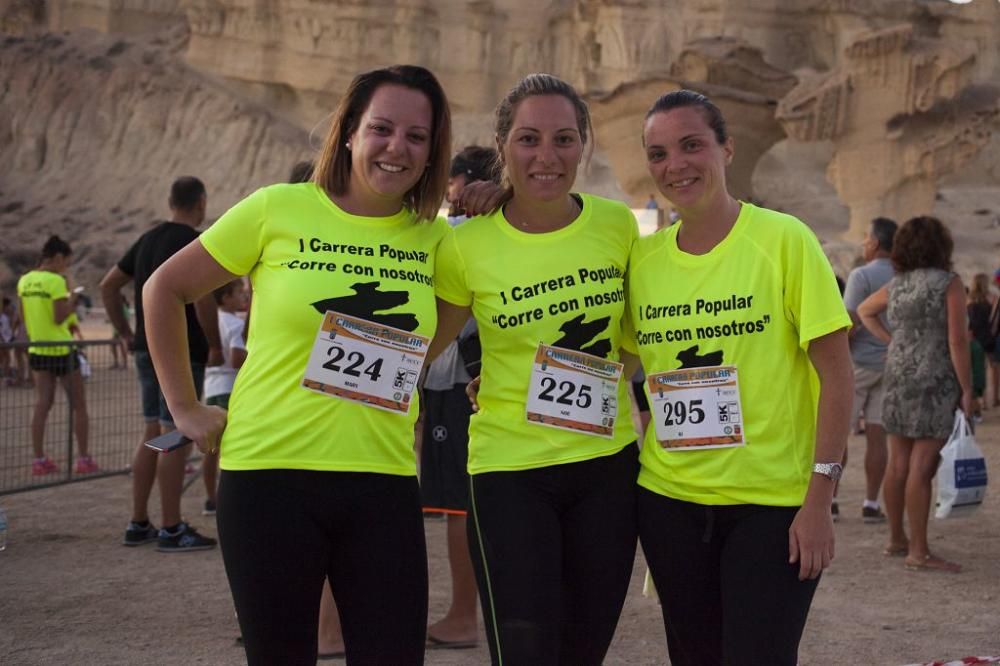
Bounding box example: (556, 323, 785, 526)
(16, 270, 72, 355)
(625, 203, 850, 506)
(435, 193, 639, 474)
(200, 182, 450, 475)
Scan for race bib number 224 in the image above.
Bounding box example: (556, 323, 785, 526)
(302, 311, 429, 414)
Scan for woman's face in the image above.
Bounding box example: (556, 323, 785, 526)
(50, 253, 71, 273)
(643, 106, 733, 213)
(347, 83, 433, 211)
(501, 94, 584, 204)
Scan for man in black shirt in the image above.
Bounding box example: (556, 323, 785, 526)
(101, 176, 221, 552)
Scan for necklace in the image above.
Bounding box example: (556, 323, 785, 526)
(511, 196, 581, 232)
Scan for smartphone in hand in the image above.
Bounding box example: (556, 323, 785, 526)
(72, 286, 86, 294)
(144, 430, 192, 453)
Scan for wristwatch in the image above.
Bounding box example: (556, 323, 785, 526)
(813, 462, 843, 481)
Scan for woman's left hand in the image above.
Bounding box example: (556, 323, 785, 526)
(960, 390, 974, 418)
(788, 501, 835, 581)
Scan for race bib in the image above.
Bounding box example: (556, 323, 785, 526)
(647, 365, 746, 450)
(302, 311, 429, 414)
(525, 344, 623, 438)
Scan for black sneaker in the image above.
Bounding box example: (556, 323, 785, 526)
(862, 505, 887, 523)
(123, 521, 159, 546)
(202, 499, 217, 516)
(156, 522, 217, 552)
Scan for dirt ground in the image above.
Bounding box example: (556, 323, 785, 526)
(1, 408, 998, 665)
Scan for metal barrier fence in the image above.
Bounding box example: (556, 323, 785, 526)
(0, 339, 145, 495)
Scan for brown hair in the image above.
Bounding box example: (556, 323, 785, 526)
(970, 273, 991, 304)
(312, 65, 451, 222)
(890, 216, 953, 273)
(492, 73, 593, 208)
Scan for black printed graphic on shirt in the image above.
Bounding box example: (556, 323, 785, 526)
(311, 281, 418, 332)
(552, 313, 612, 359)
(676, 345, 724, 369)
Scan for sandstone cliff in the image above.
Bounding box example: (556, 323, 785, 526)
(0, 26, 309, 292)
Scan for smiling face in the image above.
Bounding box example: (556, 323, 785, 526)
(643, 106, 733, 215)
(347, 83, 433, 213)
(501, 94, 584, 204)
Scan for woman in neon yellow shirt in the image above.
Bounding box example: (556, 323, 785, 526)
(141, 66, 453, 665)
(434, 74, 640, 665)
(625, 90, 852, 666)
(16, 235, 96, 476)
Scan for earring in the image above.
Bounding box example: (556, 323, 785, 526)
(345, 141, 351, 150)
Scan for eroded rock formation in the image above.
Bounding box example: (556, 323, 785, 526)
(777, 23, 998, 239)
(0, 28, 309, 289)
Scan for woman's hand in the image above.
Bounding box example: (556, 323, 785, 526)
(960, 389, 974, 418)
(788, 501, 835, 581)
(465, 375, 481, 412)
(173, 402, 228, 455)
(457, 180, 505, 217)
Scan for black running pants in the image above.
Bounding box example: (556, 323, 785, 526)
(468, 444, 639, 666)
(637, 487, 820, 666)
(217, 469, 428, 666)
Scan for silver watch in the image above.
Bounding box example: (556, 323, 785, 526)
(813, 462, 843, 481)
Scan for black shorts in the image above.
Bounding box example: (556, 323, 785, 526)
(29, 353, 79, 376)
(420, 386, 472, 513)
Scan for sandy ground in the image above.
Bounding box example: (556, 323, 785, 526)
(1, 405, 998, 665)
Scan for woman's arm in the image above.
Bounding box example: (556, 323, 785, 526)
(857, 285, 891, 344)
(946, 276, 974, 415)
(789, 328, 852, 581)
(143, 241, 239, 453)
(428, 298, 472, 364)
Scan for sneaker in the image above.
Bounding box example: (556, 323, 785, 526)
(156, 522, 217, 552)
(123, 521, 159, 546)
(74, 456, 100, 474)
(202, 499, 217, 516)
(831, 501, 840, 523)
(31, 456, 58, 476)
(862, 505, 887, 523)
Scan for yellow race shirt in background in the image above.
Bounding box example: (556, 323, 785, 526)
(17, 270, 72, 355)
(436, 193, 639, 474)
(200, 182, 450, 475)
(625, 203, 850, 506)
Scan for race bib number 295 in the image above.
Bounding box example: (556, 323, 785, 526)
(302, 311, 429, 414)
(647, 365, 746, 450)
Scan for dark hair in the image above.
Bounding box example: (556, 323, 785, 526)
(493, 73, 593, 205)
(312, 65, 451, 222)
(891, 216, 953, 273)
(450, 145, 499, 184)
(288, 161, 315, 184)
(213, 279, 243, 305)
(169, 176, 206, 211)
(41, 235, 72, 259)
(644, 89, 728, 145)
(870, 217, 897, 253)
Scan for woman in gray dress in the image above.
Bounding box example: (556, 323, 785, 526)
(858, 216, 971, 573)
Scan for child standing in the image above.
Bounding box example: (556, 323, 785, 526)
(201, 279, 249, 514)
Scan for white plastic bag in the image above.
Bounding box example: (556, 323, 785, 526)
(935, 410, 988, 519)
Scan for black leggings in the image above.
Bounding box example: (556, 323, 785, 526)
(468, 444, 639, 666)
(217, 470, 428, 666)
(637, 487, 819, 666)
